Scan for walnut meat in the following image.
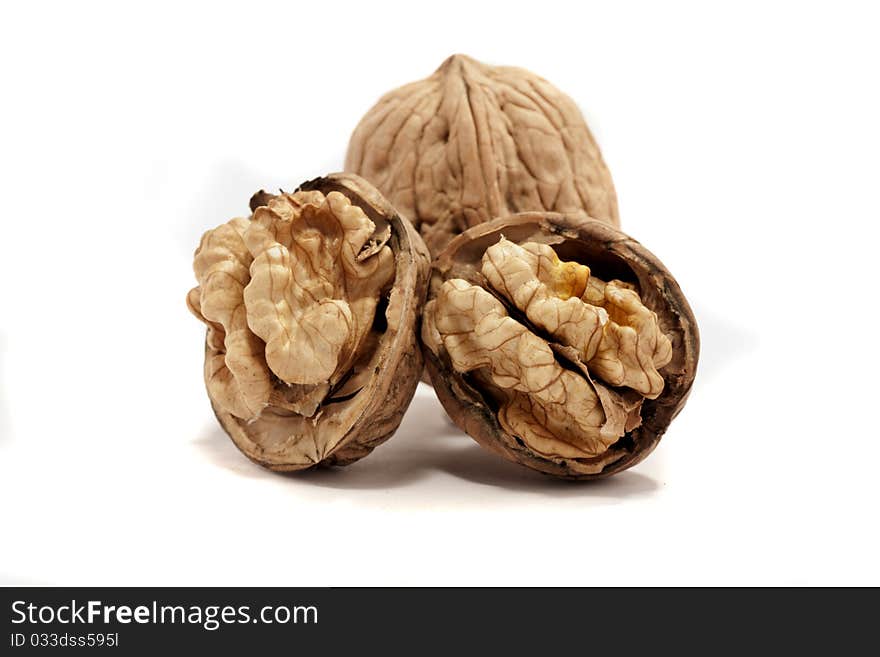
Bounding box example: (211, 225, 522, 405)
(345, 54, 619, 257)
(187, 173, 430, 471)
(421, 213, 699, 479)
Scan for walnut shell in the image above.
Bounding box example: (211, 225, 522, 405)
(187, 173, 430, 471)
(421, 213, 699, 480)
(345, 54, 619, 257)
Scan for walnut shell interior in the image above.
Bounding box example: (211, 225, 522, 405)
(187, 173, 430, 471)
(421, 213, 699, 479)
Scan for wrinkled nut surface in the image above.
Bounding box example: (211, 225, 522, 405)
(421, 213, 699, 479)
(187, 173, 430, 471)
(346, 54, 619, 257)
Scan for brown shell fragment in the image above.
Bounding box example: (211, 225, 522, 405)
(345, 54, 619, 257)
(421, 213, 699, 479)
(187, 173, 431, 471)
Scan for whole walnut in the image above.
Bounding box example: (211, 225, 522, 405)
(186, 173, 430, 471)
(345, 54, 619, 256)
(421, 213, 699, 479)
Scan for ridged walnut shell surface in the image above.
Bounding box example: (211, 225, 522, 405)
(422, 213, 699, 479)
(345, 54, 619, 257)
(190, 173, 430, 471)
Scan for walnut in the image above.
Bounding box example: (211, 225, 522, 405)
(187, 173, 430, 471)
(345, 54, 619, 257)
(421, 213, 699, 479)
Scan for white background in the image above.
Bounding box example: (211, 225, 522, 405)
(1, 1, 878, 586)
